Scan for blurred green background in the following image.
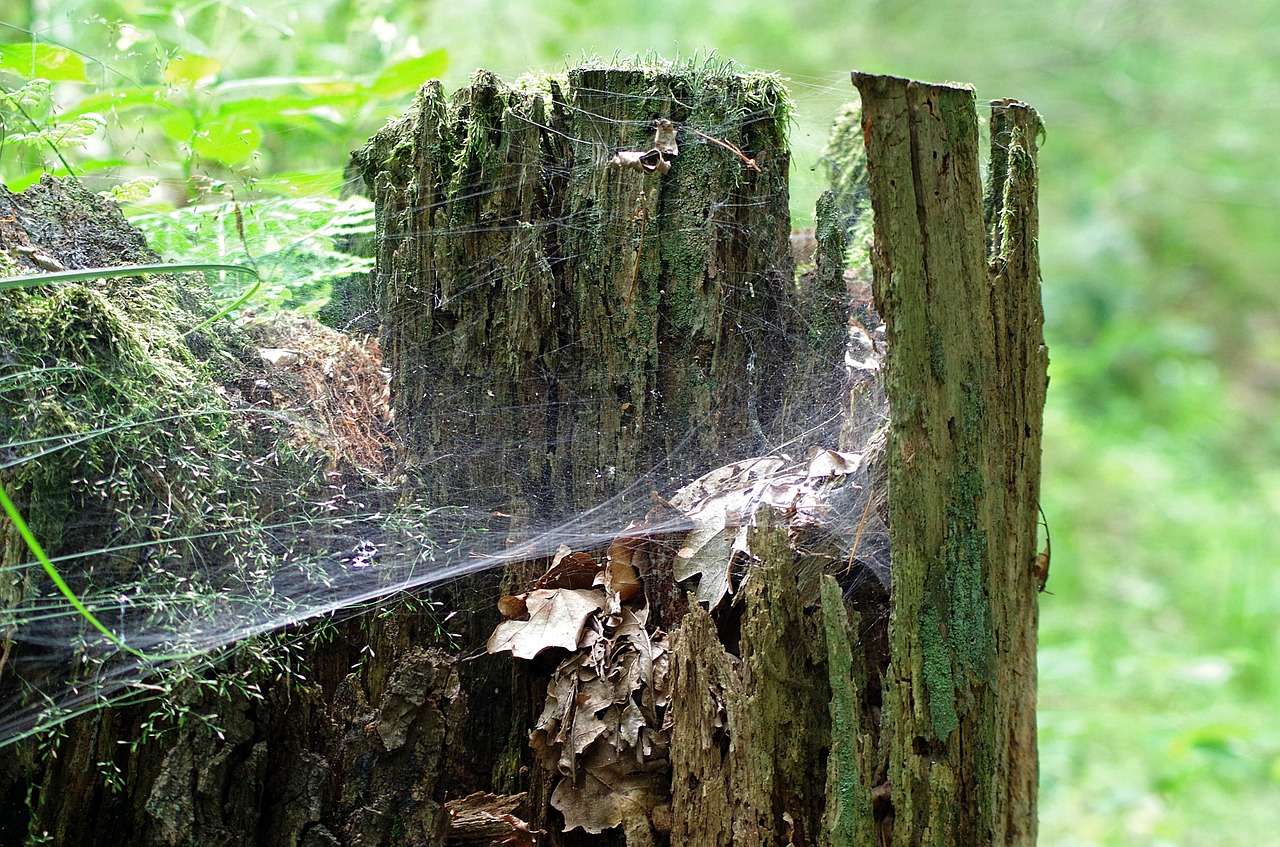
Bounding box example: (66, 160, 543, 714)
(2, 1, 1277, 843)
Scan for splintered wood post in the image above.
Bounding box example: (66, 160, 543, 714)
(853, 73, 1048, 845)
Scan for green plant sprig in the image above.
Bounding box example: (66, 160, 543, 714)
(0, 479, 199, 664)
(0, 262, 257, 292)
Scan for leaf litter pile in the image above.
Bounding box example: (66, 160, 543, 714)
(485, 440, 887, 837)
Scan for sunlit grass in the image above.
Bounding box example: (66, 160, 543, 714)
(1038, 393, 1280, 844)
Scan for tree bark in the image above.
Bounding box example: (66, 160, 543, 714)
(853, 73, 1047, 846)
(345, 65, 860, 844)
(350, 67, 828, 525)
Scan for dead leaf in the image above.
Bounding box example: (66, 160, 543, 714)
(604, 538, 643, 602)
(259, 347, 303, 368)
(537, 546, 600, 590)
(551, 764, 666, 835)
(486, 589, 606, 659)
(673, 527, 736, 608)
(806, 448, 862, 479)
(667, 456, 787, 512)
(497, 594, 527, 619)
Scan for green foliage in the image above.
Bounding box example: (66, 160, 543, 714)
(0, 3, 447, 197)
(131, 196, 375, 314)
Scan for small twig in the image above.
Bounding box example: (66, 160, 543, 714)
(686, 127, 762, 172)
(233, 201, 258, 273)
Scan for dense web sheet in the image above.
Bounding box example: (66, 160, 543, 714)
(0, 62, 887, 747)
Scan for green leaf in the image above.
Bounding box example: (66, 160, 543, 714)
(215, 92, 360, 124)
(363, 49, 448, 98)
(60, 86, 170, 121)
(191, 116, 262, 164)
(302, 79, 362, 97)
(253, 170, 346, 196)
(0, 44, 88, 82)
(163, 53, 222, 88)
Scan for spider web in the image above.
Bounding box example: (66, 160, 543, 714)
(0, 61, 887, 748)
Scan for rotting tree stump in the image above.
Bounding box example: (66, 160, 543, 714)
(855, 75, 1047, 846)
(349, 63, 857, 844)
(352, 65, 1045, 846)
(351, 66, 845, 526)
(0, 66, 1045, 847)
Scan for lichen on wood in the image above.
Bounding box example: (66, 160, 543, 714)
(854, 72, 1047, 847)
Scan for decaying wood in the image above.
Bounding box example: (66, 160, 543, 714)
(444, 792, 540, 845)
(350, 65, 847, 841)
(0, 67, 1046, 847)
(854, 73, 1047, 846)
(350, 67, 813, 529)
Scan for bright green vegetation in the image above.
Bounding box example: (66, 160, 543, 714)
(2, 1, 1277, 843)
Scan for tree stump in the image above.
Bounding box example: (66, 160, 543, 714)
(0, 66, 1046, 847)
(855, 74, 1047, 846)
(350, 66, 842, 527)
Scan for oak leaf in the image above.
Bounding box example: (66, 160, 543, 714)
(486, 589, 606, 659)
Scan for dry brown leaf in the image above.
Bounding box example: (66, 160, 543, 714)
(603, 537, 644, 602)
(551, 764, 666, 835)
(806, 448, 863, 479)
(486, 589, 606, 659)
(537, 545, 600, 590)
(497, 594, 527, 619)
(673, 525, 737, 608)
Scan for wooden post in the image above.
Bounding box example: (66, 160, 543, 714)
(853, 72, 1048, 846)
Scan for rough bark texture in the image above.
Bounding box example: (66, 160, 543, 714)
(349, 67, 823, 527)
(668, 519, 833, 847)
(853, 73, 1047, 846)
(346, 66, 844, 841)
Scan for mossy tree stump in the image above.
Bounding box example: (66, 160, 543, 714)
(350, 63, 854, 843)
(355, 65, 1046, 846)
(0, 66, 1045, 847)
(351, 66, 844, 526)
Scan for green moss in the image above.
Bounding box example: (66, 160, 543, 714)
(820, 102, 870, 246)
(809, 189, 849, 348)
(929, 327, 947, 378)
(0, 208, 338, 668)
(942, 383, 992, 680)
(490, 731, 523, 794)
(820, 576, 874, 843)
(944, 466, 989, 679)
(920, 605, 960, 741)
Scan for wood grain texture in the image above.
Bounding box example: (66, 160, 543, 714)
(854, 72, 1047, 846)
